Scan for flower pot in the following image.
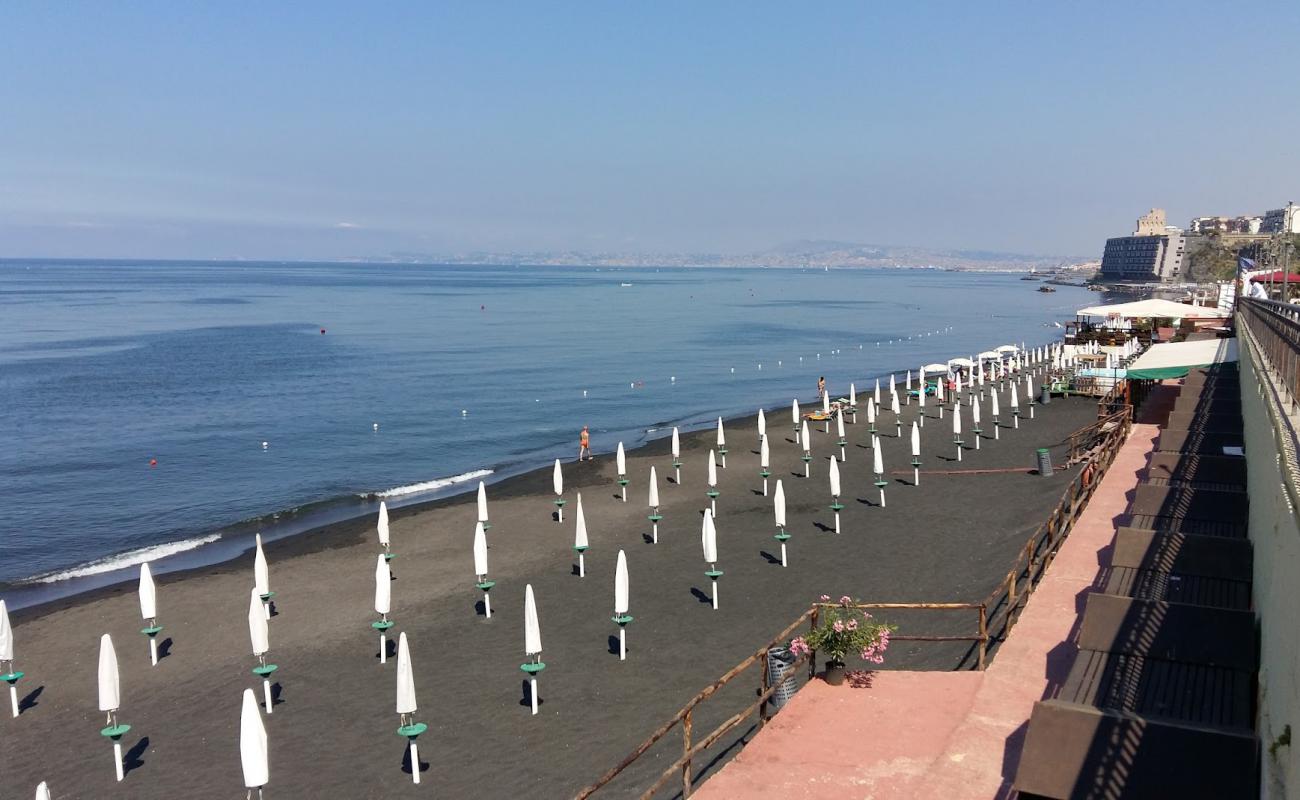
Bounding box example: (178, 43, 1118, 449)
(823, 660, 846, 686)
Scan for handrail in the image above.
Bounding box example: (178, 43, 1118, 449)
(577, 404, 1134, 799)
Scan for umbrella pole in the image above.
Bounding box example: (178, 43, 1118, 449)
(879, 486, 886, 508)
(913, 466, 919, 486)
(149, 636, 158, 667)
(840, 444, 845, 461)
(780, 541, 787, 567)
(621, 486, 626, 502)
(8, 684, 17, 718)
(834, 509, 840, 534)
(675, 466, 680, 485)
(484, 590, 492, 618)
(263, 677, 273, 714)
(712, 579, 719, 610)
(579, 552, 585, 578)
(653, 520, 659, 543)
(262, 598, 270, 620)
(380, 633, 387, 664)
(994, 419, 1000, 440)
(763, 477, 768, 496)
(619, 627, 626, 661)
(530, 678, 539, 715)
(410, 741, 421, 784)
(113, 740, 124, 782)
(1014, 413, 1019, 429)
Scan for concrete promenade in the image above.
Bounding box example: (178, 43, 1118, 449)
(695, 411, 1167, 799)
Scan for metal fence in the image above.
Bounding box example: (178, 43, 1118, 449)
(1240, 298, 1300, 413)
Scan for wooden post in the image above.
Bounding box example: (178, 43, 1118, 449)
(682, 708, 694, 797)
(1007, 571, 1016, 604)
(758, 651, 770, 729)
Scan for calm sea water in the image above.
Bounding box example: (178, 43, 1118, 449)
(0, 260, 1090, 603)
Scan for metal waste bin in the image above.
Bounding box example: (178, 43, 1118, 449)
(766, 646, 799, 712)
(1040, 384, 1051, 404)
(1036, 447, 1052, 477)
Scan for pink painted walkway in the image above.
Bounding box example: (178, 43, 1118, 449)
(696, 420, 1162, 800)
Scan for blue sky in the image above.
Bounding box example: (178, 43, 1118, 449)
(2, 2, 1297, 260)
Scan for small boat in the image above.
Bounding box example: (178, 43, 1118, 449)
(1037, 285, 1056, 293)
(620, 282, 633, 287)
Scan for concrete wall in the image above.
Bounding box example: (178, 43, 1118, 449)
(1240, 331, 1300, 799)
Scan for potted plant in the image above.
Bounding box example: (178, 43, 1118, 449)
(790, 595, 895, 686)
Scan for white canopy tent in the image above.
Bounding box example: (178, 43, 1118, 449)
(1075, 299, 1230, 321)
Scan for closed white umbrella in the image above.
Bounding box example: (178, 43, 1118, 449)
(98, 633, 126, 782)
(395, 632, 424, 784)
(552, 459, 566, 522)
(872, 436, 887, 507)
(874, 378, 882, 407)
(254, 534, 272, 619)
(647, 466, 662, 543)
(0, 599, 17, 718)
(374, 555, 393, 664)
(139, 563, 162, 666)
(935, 376, 945, 418)
(835, 409, 847, 461)
(613, 551, 631, 661)
(889, 374, 896, 398)
(35, 782, 50, 800)
(573, 493, 589, 577)
(917, 367, 927, 427)
(240, 687, 269, 795)
(759, 434, 771, 496)
(773, 479, 789, 567)
(671, 427, 682, 484)
(953, 399, 964, 462)
(800, 421, 812, 478)
(473, 521, 493, 618)
(247, 587, 275, 714)
(991, 390, 1002, 439)
(910, 421, 921, 486)
(905, 371, 913, 405)
(1026, 375, 1036, 419)
(716, 418, 728, 468)
(522, 584, 544, 715)
(828, 457, 843, 534)
(477, 482, 490, 530)
(972, 394, 983, 450)
(706, 450, 720, 516)
(1011, 384, 1021, 428)
(757, 408, 766, 445)
(377, 501, 390, 554)
(701, 509, 721, 610)
(791, 399, 801, 442)
(616, 442, 628, 501)
(821, 391, 831, 433)
(849, 383, 858, 422)
(890, 391, 902, 437)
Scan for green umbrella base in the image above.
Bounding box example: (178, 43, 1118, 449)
(774, 533, 791, 542)
(384, 553, 396, 562)
(911, 459, 922, 467)
(672, 461, 682, 468)
(371, 620, 394, 632)
(476, 580, 496, 591)
(874, 480, 889, 489)
(706, 490, 720, 498)
(801, 456, 812, 463)
(647, 514, 663, 522)
(718, 449, 728, 456)
(573, 546, 588, 553)
(611, 615, 634, 626)
(398, 722, 428, 739)
(829, 503, 844, 512)
(837, 439, 848, 447)
(973, 428, 983, 435)
(260, 592, 276, 602)
(141, 626, 163, 637)
(705, 570, 724, 579)
(553, 499, 567, 507)
(759, 470, 770, 478)
(100, 724, 131, 740)
(520, 662, 546, 675)
(252, 664, 279, 678)
(0, 671, 23, 685)
(617, 479, 629, 486)
(480, 522, 492, 531)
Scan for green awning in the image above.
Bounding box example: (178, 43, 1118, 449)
(1125, 338, 1238, 380)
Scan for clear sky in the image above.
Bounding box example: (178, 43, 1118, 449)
(2, 2, 1297, 261)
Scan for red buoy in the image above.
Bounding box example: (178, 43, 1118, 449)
(320, 328, 326, 334)
(149, 459, 158, 467)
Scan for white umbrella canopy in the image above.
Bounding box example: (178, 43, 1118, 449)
(671, 427, 681, 460)
(524, 584, 542, 656)
(953, 403, 963, 435)
(240, 688, 269, 789)
(648, 466, 660, 508)
(477, 482, 489, 523)
(614, 551, 630, 615)
(707, 451, 718, 488)
(821, 392, 831, 415)
(138, 563, 157, 621)
(574, 494, 589, 550)
(910, 421, 920, 457)
(473, 522, 488, 577)
(874, 379, 881, 406)
(849, 383, 857, 406)
(774, 481, 787, 528)
(866, 399, 876, 425)
(757, 408, 766, 440)
(800, 421, 811, 451)
(972, 395, 982, 425)
(97, 633, 120, 712)
(918, 373, 927, 407)
(1026, 374, 1035, 398)
(701, 509, 718, 564)
(828, 456, 841, 497)
(889, 374, 896, 395)
(377, 501, 390, 547)
(872, 437, 884, 476)
(905, 371, 913, 392)
(35, 782, 50, 800)
(248, 589, 269, 657)
(890, 392, 901, 417)
(760, 435, 770, 471)
(396, 632, 417, 715)
(992, 390, 1001, 417)
(791, 399, 800, 426)
(374, 554, 391, 616)
(616, 442, 627, 476)
(254, 534, 270, 597)
(1011, 384, 1021, 409)
(836, 409, 846, 440)
(0, 599, 12, 662)
(716, 418, 726, 449)
(552, 459, 563, 497)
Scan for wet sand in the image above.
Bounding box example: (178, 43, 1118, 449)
(0, 388, 1098, 799)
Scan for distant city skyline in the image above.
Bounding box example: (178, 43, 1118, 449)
(2, 2, 1297, 261)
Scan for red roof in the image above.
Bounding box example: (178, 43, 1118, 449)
(1250, 271, 1300, 282)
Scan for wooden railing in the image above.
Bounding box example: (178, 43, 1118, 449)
(577, 404, 1135, 800)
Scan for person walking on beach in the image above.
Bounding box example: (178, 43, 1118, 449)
(579, 425, 592, 461)
(817, 376, 826, 397)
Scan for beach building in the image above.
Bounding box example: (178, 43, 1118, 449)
(1098, 233, 1185, 282)
(1263, 202, 1300, 234)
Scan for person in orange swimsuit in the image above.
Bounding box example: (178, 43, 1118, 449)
(579, 425, 591, 461)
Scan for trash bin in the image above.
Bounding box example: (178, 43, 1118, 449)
(1039, 384, 1051, 405)
(766, 646, 799, 712)
(1036, 447, 1052, 477)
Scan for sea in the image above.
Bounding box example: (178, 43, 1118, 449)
(0, 260, 1092, 608)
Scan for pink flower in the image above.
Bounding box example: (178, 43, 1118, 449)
(846, 619, 859, 631)
(839, 595, 853, 605)
(819, 594, 831, 602)
(833, 620, 844, 633)
(789, 637, 810, 656)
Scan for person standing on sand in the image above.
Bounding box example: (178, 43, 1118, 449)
(817, 376, 826, 397)
(579, 425, 591, 461)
